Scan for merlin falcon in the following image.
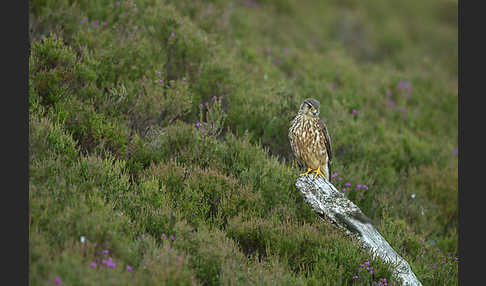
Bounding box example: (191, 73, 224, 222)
(288, 98, 332, 180)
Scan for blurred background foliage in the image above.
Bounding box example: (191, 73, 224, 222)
(29, 0, 457, 285)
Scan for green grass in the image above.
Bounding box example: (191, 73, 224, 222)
(29, 0, 457, 285)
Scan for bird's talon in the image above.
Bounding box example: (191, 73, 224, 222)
(300, 168, 313, 177)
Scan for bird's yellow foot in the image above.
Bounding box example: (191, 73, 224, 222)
(312, 166, 326, 180)
(300, 168, 313, 177)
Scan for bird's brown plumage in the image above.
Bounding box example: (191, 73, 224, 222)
(288, 98, 332, 180)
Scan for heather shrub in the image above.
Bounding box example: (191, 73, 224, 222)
(29, 0, 457, 284)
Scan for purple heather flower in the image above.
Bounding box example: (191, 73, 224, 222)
(365, 260, 370, 265)
(80, 17, 88, 23)
(338, 177, 342, 181)
(102, 257, 113, 265)
(352, 109, 358, 115)
(127, 265, 133, 271)
(342, 188, 346, 192)
(357, 184, 362, 189)
(162, 233, 167, 240)
(196, 122, 202, 127)
(157, 71, 161, 77)
(107, 262, 116, 268)
(397, 81, 412, 96)
(363, 185, 368, 190)
(345, 183, 351, 187)
(93, 20, 99, 27)
(331, 173, 338, 178)
(200, 128, 206, 133)
(209, 124, 213, 129)
(353, 275, 358, 279)
(244, 0, 260, 7)
(54, 277, 62, 285)
(170, 32, 175, 38)
(452, 147, 458, 156)
(159, 79, 163, 84)
(90, 262, 97, 268)
(116, 1, 121, 6)
(102, 250, 109, 255)
(400, 107, 406, 113)
(386, 91, 392, 97)
(199, 103, 203, 109)
(170, 234, 174, 241)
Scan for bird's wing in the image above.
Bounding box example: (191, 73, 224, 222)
(319, 118, 332, 174)
(289, 132, 305, 168)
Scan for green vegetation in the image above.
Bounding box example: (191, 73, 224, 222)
(29, 0, 458, 285)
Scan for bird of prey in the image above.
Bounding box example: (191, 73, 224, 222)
(288, 98, 332, 180)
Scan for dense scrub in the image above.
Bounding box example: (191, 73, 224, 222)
(29, 0, 458, 285)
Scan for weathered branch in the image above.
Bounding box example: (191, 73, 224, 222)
(295, 176, 423, 286)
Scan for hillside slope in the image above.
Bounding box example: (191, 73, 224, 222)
(29, 0, 458, 285)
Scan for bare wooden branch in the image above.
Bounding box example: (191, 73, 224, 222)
(295, 176, 423, 286)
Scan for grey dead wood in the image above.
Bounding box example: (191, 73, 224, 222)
(295, 176, 423, 286)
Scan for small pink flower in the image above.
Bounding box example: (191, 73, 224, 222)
(54, 277, 62, 285)
(452, 147, 458, 156)
(90, 262, 97, 268)
(170, 234, 174, 241)
(116, 1, 121, 6)
(352, 109, 358, 115)
(127, 265, 133, 271)
(102, 250, 109, 255)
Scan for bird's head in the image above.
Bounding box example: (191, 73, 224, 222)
(299, 98, 320, 118)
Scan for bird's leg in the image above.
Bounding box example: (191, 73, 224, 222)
(300, 168, 313, 177)
(312, 166, 326, 179)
